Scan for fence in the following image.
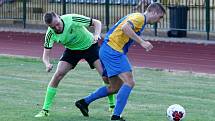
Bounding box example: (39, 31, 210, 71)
(0, 0, 214, 40)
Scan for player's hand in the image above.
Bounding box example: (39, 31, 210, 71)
(93, 35, 100, 44)
(140, 41, 153, 51)
(46, 64, 53, 72)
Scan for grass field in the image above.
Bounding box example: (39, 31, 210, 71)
(0, 55, 215, 121)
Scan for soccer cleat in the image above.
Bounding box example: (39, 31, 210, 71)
(75, 99, 89, 117)
(34, 110, 49, 117)
(109, 105, 115, 112)
(111, 115, 126, 121)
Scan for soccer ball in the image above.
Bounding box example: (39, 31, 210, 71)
(166, 104, 186, 121)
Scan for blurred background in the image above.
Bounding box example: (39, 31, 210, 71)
(0, 0, 215, 40)
(0, 1, 215, 121)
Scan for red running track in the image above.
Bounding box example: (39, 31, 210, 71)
(0, 31, 215, 74)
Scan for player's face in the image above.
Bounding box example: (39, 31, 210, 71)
(154, 13, 164, 23)
(48, 17, 63, 33)
(149, 12, 164, 24)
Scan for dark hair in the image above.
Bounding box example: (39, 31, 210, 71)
(147, 2, 166, 14)
(43, 12, 57, 24)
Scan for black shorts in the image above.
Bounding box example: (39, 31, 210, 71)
(60, 43, 99, 69)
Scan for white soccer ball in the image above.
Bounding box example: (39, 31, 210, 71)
(167, 104, 186, 121)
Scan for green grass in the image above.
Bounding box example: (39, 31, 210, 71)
(0, 55, 215, 121)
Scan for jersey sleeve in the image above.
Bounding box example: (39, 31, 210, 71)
(71, 14, 92, 27)
(127, 14, 145, 32)
(44, 29, 55, 49)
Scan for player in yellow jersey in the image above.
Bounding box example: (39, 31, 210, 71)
(76, 2, 166, 121)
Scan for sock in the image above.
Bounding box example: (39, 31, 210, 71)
(108, 94, 115, 107)
(84, 86, 108, 104)
(113, 84, 132, 116)
(42, 86, 57, 110)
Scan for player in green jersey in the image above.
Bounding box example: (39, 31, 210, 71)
(35, 12, 115, 118)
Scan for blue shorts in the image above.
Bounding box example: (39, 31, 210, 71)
(99, 43, 132, 77)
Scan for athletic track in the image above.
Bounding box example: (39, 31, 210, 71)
(0, 31, 215, 74)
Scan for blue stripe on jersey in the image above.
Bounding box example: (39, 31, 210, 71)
(104, 15, 128, 43)
(136, 15, 147, 35)
(127, 20, 135, 29)
(122, 39, 134, 54)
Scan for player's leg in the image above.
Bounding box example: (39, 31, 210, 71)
(75, 85, 110, 117)
(75, 75, 122, 117)
(108, 53, 134, 120)
(76, 50, 121, 117)
(35, 61, 73, 117)
(35, 49, 79, 117)
(84, 75, 122, 104)
(75, 63, 114, 117)
(76, 75, 126, 120)
(43, 61, 73, 109)
(111, 72, 135, 120)
(84, 43, 116, 112)
(76, 55, 123, 117)
(93, 59, 116, 112)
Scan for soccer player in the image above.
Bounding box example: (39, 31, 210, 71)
(75, 2, 165, 121)
(34, 12, 115, 117)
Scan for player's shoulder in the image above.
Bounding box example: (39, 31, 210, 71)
(46, 27, 55, 35)
(128, 13, 145, 22)
(60, 14, 73, 19)
(45, 28, 56, 42)
(60, 14, 87, 19)
(131, 13, 144, 18)
(61, 14, 90, 25)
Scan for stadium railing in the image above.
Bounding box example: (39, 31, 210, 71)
(0, 0, 214, 40)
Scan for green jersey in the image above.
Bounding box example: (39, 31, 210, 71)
(44, 14, 94, 50)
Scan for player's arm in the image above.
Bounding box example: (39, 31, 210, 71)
(121, 22, 153, 51)
(42, 48, 53, 72)
(91, 19, 102, 43)
(43, 30, 55, 72)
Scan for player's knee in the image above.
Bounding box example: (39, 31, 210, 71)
(125, 80, 135, 88)
(107, 86, 119, 94)
(102, 76, 109, 84)
(54, 71, 66, 80)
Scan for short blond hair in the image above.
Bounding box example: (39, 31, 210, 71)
(146, 2, 166, 14)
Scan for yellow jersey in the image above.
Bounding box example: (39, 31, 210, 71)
(104, 13, 146, 53)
